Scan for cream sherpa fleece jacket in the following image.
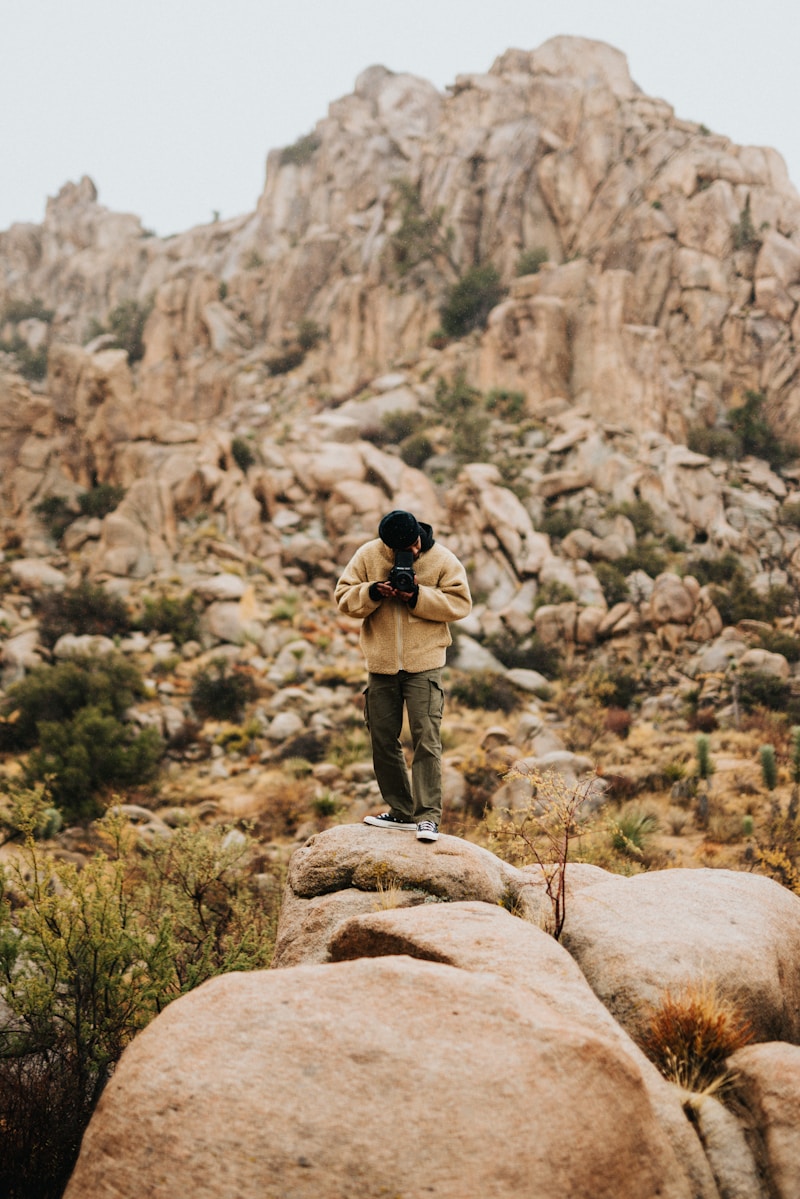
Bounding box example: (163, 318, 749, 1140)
(334, 536, 472, 674)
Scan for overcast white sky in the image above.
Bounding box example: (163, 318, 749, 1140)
(3, 0, 798, 237)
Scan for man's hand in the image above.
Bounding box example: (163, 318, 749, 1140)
(374, 580, 417, 603)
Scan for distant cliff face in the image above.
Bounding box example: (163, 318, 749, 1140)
(1, 35, 800, 538)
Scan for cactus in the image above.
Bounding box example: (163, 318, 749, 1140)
(760, 744, 778, 792)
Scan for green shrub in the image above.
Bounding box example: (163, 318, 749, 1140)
(139, 593, 200, 646)
(28, 707, 162, 820)
(389, 178, 458, 278)
(439, 264, 505, 338)
(280, 132, 321, 166)
(231, 437, 256, 472)
(738, 671, 792, 713)
(610, 808, 659, 856)
(452, 411, 490, 464)
(686, 551, 741, 587)
(731, 196, 761, 252)
(34, 494, 75, 541)
(450, 671, 521, 713)
(483, 631, 561, 678)
(190, 659, 258, 722)
(1, 654, 160, 822)
(779, 500, 800, 529)
(686, 426, 740, 460)
(35, 580, 131, 648)
(399, 432, 435, 468)
(78, 483, 125, 519)
(728, 390, 796, 470)
(615, 543, 667, 578)
(711, 575, 792, 625)
(758, 629, 800, 662)
(515, 247, 549, 276)
(485, 388, 525, 419)
(0, 811, 280, 1198)
(605, 499, 657, 538)
(266, 344, 305, 375)
(89, 299, 151, 363)
(434, 371, 482, 417)
(538, 506, 581, 540)
(533, 580, 577, 610)
(0, 337, 48, 380)
(588, 666, 638, 709)
(1, 297, 54, 323)
(380, 410, 418, 443)
(296, 318, 323, 350)
(594, 562, 629, 606)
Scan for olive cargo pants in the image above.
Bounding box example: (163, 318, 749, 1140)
(364, 668, 445, 826)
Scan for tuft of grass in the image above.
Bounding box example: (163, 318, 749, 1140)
(640, 979, 753, 1094)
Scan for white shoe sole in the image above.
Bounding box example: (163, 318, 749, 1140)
(364, 816, 416, 831)
(416, 829, 439, 842)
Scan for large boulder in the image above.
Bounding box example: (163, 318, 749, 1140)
(64, 956, 704, 1199)
(560, 868, 800, 1044)
(728, 1042, 800, 1199)
(272, 824, 543, 965)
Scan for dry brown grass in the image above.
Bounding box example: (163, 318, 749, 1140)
(640, 978, 753, 1095)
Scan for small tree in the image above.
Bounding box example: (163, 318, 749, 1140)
(493, 767, 598, 939)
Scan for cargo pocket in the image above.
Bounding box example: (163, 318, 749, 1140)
(428, 678, 444, 719)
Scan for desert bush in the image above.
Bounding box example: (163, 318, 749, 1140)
(615, 542, 667, 578)
(452, 410, 490, 463)
(87, 299, 151, 363)
(492, 767, 598, 938)
(266, 344, 305, 375)
(139, 592, 201, 646)
(78, 483, 125, 519)
(33, 494, 76, 541)
(35, 580, 131, 648)
(686, 425, 741, 460)
(434, 370, 482, 417)
(586, 666, 638, 710)
(231, 436, 256, 472)
(594, 561, 629, 606)
(731, 196, 761, 253)
(640, 979, 753, 1093)
(729, 389, 795, 470)
(758, 628, 800, 662)
(190, 660, 258, 722)
(0, 336, 48, 380)
(515, 246, 549, 276)
(380, 410, 418, 443)
(738, 670, 792, 714)
(686, 550, 741, 587)
(1, 655, 161, 821)
(483, 630, 562, 678)
(439, 264, 505, 338)
(450, 671, 521, 713)
(389, 178, 458, 278)
(0, 810, 280, 1198)
(538, 506, 581, 540)
(296, 318, 323, 350)
(279, 132, 320, 166)
(779, 500, 800, 528)
(533, 579, 577, 610)
(485, 388, 525, 419)
(1, 297, 54, 323)
(604, 499, 657, 538)
(399, 431, 435, 468)
(609, 807, 659, 857)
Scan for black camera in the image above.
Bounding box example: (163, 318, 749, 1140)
(388, 550, 416, 592)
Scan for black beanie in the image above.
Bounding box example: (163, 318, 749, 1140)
(378, 510, 421, 549)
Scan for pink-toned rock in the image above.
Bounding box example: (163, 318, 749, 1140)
(64, 956, 705, 1199)
(728, 1042, 800, 1199)
(561, 868, 800, 1044)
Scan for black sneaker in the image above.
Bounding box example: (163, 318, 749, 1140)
(364, 812, 417, 831)
(416, 821, 439, 842)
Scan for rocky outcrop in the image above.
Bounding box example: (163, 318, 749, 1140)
(65, 826, 800, 1197)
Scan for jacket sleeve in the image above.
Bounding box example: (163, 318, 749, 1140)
(334, 548, 382, 618)
(412, 553, 472, 624)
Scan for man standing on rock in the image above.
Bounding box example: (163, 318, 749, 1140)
(335, 509, 472, 842)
